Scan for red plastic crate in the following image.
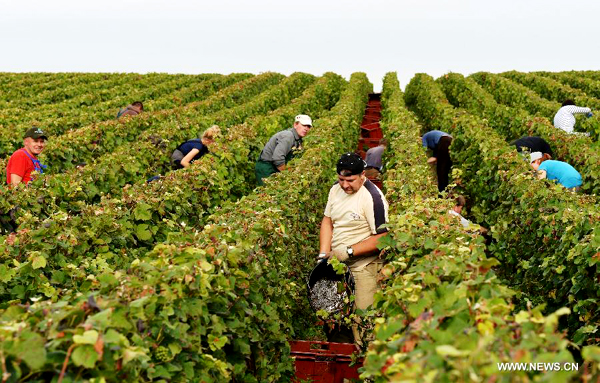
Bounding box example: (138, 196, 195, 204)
(360, 122, 380, 130)
(358, 138, 382, 149)
(360, 123, 383, 139)
(290, 340, 362, 383)
(362, 115, 380, 125)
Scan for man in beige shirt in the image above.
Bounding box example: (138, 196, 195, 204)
(319, 152, 389, 343)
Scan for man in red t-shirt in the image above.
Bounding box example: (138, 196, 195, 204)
(6, 127, 48, 186)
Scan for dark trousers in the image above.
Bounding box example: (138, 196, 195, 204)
(324, 323, 354, 343)
(255, 160, 277, 186)
(436, 136, 453, 192)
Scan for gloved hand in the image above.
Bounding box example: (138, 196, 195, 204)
(329, 247, 349, 262)
(316, 248, 349, 262)
(586, 112, 593, 118)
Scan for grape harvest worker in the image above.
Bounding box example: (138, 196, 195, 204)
(318, 152, 389, 344)
(421, 130, 453, 192)
(364, 138, 387, 180)
(6, 127, 48, 186)
(171, 125, 220, 169)
(117, 101, 144, 118)
(553, 99, 592, 134)
(255, 114, 312, 185)
(529, 152, 582, 191)
(448, 195, 471, 229)
(448, 195, 488, 234)
(512, 136, 553, 159)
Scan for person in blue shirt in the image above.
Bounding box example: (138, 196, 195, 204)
(529, 152, 582, 191)
(171, 125, 220, 170)
(421, 130, 453, 192)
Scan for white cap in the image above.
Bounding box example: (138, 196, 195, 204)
(295, 114, 312, 126)
(530, 151, 543, 163)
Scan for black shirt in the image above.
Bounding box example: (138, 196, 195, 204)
(178, 139, 208, 164)
(511, 136, 553, 157)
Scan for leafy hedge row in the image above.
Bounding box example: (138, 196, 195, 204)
(577, 70, 600, 82)
(361, 72, 597, 382)
(471, 71, 600, 150)
(502, 70, 600, 109)
(0, 73, 204, 136)
(3, 73, 230, 127)
(440, 72, 600, 195)
(470, 71, 559, 117)
(142, 75, 252, 112)
(0, 73, 269, 173)
(404, 73, 600, 348)
(501, 70, 600, 139)
(0, 73, 55, 90)
(0, 72, 99, 105)
(378, 72, 437, 204)
(0, 74, 185, 137)
(44, 73, 283, 173)
(0, 73, 178, 116)
(0, 73, 370, 382)
(0, 72, 345, 303)
(0, 73, 231, 157)
(0, 73, 316, 228)
(537, 71, 600, 100)
(0, 74, 247, 158)
(0, 73, 142, 104)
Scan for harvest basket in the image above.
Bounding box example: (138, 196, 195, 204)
(307, 260, 355, 314)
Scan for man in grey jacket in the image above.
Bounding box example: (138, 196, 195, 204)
(255, 114, 312, 185)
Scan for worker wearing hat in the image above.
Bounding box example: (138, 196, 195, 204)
(255, 114, 312, 186)
(318, 152, 389, 343)
(6, 127, 48, 186)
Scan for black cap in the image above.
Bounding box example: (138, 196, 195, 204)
(24, 127, 48, 140)
(336, 152, 366, 175)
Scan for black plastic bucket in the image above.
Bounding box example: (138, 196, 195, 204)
(307, 260, 355, 314)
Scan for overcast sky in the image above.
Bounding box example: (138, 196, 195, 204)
(1, 0, 599, 91)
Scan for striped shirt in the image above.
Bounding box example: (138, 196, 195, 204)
(553, 105, 591, 134)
